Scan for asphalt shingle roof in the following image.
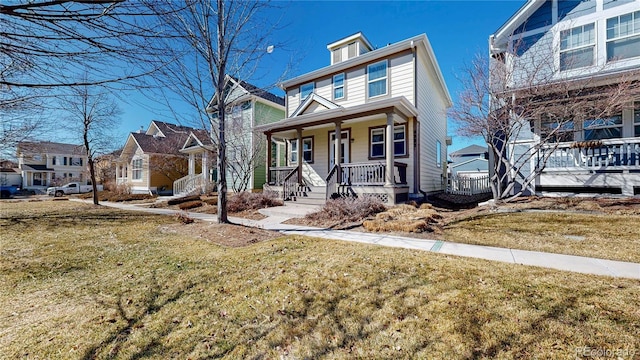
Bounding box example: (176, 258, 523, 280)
(17, 141, 85, 155)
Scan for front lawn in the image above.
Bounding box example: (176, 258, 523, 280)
(1, 201, 638, 359)
(444, 211, 640, 263)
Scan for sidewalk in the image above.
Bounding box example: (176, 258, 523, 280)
(72, 199, 640, 280)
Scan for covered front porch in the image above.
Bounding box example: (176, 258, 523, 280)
(256, 96, 418, 205)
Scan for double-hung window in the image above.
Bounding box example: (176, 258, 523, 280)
(560, 23, 595, 71)
(584, 116, 623, 140)
(367, 60, 387, 98)
(333, 73, 345, 100)
(606, 11, 640, 61)
(300, 82, 314, 100)
(132, 158, 143, 180)
(369, 125, 406, 158)
(289, 137, 313, 163)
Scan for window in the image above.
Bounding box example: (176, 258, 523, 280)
(63, 157, 67, 166)
(584, 116, 623, 140)
(394, 125, 406, 156)
(300, 83, 314, 100)
(132, 158, 143, 180)
(370, 128, 385, 158)
(606, 11, 640, 61)
(290, 138, 313, 163)
(560, 23, 595, 71)
(332, 48, 342, 64)
(369, 125, 406, 158)
(348, 42, 357, 59)
(333, 73, 345, 100)
(635, 102, 640, 137)
(52, 156, 57, 165)
(436, 141, 442, 167)
(367, 60, 387, 98)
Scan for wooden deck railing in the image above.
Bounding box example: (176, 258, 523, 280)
(340, 162, 407, 185)
(540, 138, 640, 171)
(325, 165, 338, 199)
(269, 166, 296, 186)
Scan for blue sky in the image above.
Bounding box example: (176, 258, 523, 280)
(118, 0, 526, 153)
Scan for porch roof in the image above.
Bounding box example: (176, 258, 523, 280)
(255, 96, 418, 135)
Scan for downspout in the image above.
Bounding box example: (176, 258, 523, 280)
(411, 40, 424, 199)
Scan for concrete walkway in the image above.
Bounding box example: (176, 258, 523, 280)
(72, 199, 640, 280)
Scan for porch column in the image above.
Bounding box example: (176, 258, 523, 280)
(202, 151, 208, 183)
(188, 153, 195, 176)
(297, 128, 303, 184)
(266, 133, 272, 184)
(334, 121, 342, 180)
(115, 163, 120, 181)
(385, 112, 394, 187)
(46, 172, 51, 187)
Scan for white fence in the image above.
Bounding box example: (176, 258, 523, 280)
(446, 175, 492, 195)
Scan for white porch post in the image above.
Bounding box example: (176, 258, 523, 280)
(46, 172, 51, 186)
(334, 121, 342, 181)
(266, 133, 272, 184)
(188, 153, 195, 176)
(297, 128, 303, 184)
(202, 151, 209, 183)
(385, 112, 394, 187)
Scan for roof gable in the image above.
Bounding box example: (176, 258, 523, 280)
(290, 93, 341, 117)
(207, 76, 285, 112)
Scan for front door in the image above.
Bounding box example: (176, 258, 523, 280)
(329, 130, 350, 168)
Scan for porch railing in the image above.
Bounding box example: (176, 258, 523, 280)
(325, 165, 338, 199)
(540, 138, 640, 171)
(282, 167, 301, 201)
(447, 175, 492, 195)
(340, 162, 407, 185)
(173, 173, 204, 196)
(269, 166, 296, 186)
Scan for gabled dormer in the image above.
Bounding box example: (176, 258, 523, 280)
(327, 32, 373, 65)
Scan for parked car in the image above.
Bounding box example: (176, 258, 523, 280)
(47, 182, 104, 197)
(0, 185, 21, 199)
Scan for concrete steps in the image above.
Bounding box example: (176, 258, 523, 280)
(288, 185, 326, 206)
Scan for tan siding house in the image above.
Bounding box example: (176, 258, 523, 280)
(257, 32, 451, 205)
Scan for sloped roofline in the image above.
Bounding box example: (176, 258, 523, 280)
(281, 34, 452, 107)
(491, 0, 544, 50)
(290, 93, 342, 117)
(206, 75, 285, 112)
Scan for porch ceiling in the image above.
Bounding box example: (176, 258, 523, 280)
(256, 96, 418, 137)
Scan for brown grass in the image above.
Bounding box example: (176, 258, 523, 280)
(304, 196, 386, 227)
(364, 203, 443, 233)
(1, 200, 639, 359)
(444, 211, 640, 263)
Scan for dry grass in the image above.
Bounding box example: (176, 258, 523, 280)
(364, 203, 443, 233)
(1, 201, 639, 359)
(303, 196, 387, 228)
(444, 211, 640, 263)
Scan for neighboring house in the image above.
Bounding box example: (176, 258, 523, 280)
(16, 141, 88, 192)
(449, 144, 489, 178)
(94, 149, 121, 189)
(116, 121, 214, 195)
(205, 76, 285, 192)
(0, 159, 21, 187)
(490, 0, 640, 196)
(256, 32, 452, 204)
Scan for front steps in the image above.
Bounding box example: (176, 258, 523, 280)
(286, 185, 326, 206)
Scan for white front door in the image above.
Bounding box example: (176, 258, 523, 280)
(329, 130, 350, 168)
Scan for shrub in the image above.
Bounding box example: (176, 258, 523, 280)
(167, 195, 201, 206)
(179, 200, 203, 210)
(305, 196, 386, 223)
(227, 191, 283, 213)
(363, 203, 443, 233)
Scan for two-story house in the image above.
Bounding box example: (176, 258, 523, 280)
(16, 141, 88, 192)
(490, 0, 640, 196)
(256, 32, 452, 205)
(203, 76, 285, 193)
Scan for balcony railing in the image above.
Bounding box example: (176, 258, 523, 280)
(540, 138, 640, 171)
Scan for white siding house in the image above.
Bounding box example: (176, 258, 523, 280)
(490, 0, 640, 196)
(256, 32, 452, 204)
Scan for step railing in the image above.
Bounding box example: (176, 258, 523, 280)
(173, 173, 204, 196)
(325, 164, 338, 199)
(282, 167, 300, 201)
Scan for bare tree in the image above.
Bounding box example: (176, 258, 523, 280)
(59, 85, 121, 205)
(145, 0, 289, 223)
(449, 31, 640, 202)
